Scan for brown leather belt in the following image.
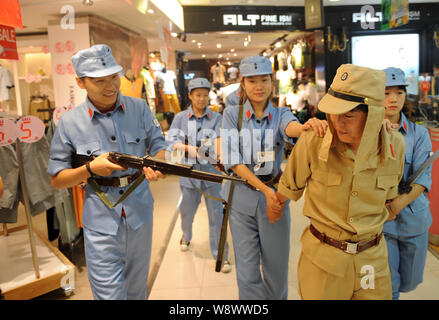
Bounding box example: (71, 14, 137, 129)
(93, 171, 142, 187)
(246, 170, 283, 191)
(309, 224, 382, 254)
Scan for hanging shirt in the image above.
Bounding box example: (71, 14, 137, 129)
(210, 64, 226, 84)
(139, 68, 156, 99)
(221, 100, 299, 215)
(167, 105, 222, 189)
(47, 93, 168, 235)
(276, 70, 294, 95)
(0, 66, 14, 102)
(156, 70, 177, 94)
(120, 76, 144, 98)
(227, 66, 239, 80)
(383, 112, 433, 237)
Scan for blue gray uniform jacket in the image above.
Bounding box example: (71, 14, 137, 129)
(383, 112, 433, 237)
(47, 94, 168, 236)
(220, 100, 298, 215)
(167, 106, 222, 189)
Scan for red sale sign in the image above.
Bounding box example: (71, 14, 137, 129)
(17, 116, 45, 143)
(0, 118, 19, 146)
(0, 24, 18, 60)
(0, 0, 23, 29)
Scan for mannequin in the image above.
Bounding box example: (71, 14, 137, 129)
(156, 64, 181, 114)
(210, 62, 226, 90)
(120, 68, 144, 99)
(139, 64, 157, 115)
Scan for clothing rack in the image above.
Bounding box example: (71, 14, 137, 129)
(0, 116, 76, 299)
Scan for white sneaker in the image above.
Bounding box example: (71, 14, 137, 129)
(180, 236, 190, 252)
(221, 260, 231, 273)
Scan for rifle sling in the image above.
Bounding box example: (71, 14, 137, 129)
(87, 173, 145, 209)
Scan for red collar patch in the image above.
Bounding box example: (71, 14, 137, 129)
(188, 112, 192, 118)
(268, 112, 272, 121)
(403, 121, 407, 131)
(88, 107, 93, 119)
(246, 109, 251, 120)
(390, 143, 395, 157)
(121, 101, 126, 111)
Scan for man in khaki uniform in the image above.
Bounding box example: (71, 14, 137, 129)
(276, 64, 405, 299)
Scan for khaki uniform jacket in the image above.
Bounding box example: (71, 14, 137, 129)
(278, 104, 405, 278)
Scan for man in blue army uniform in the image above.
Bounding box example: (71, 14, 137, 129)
(47, 44, 168, 300)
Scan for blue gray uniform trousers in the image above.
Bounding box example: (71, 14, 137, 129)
(228, 201, 290, 300)
(384, 231, 429, 300)
(180, 184, 229, 260)
(83, 215, 152, 300)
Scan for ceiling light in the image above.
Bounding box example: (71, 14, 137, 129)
(171, 32, 178, 37)
(197, 42, 202, 46)
(230, 49, 235, 52)
(217, 44, 222, 48)
(192, 40, 196, 43)
(202, 54, 206, 58)
(244, 41, 249, 47)
(147, 9, 154, 14)
(275, 42, 282, 48)
(83, 0, 93, 6)
(233, 53, 237, 56)
(218, 54, 223, 58)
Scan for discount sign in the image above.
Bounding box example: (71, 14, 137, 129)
(0, 118, 19, 146)
(0, 116, 45, 146)
(17, 116, 45, 143)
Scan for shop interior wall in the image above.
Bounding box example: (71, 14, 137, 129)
(88, 15, 149, 79)
(323, 3, 439, 90)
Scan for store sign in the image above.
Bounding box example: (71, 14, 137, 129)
(352, 9, 420, 24)
(223, 14, 293, 27)
(305, 0, 324, 29)
(0, 116, 45, 146)
(0, 24, 18, 60)
(184, 6, 304, 33)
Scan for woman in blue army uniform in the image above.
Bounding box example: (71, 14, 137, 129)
(167, 77, 231, 273)
(220, 55, 327, 299)
(382, 67, 433, 300)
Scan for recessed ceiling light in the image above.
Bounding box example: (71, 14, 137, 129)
(275, 42, 282, 48)
(197, 42, 202, 46)
(217, 44, 222, 48)
(171, 32, 178, 37)
(244, 41, 249, 47)
(147, 9, 154, 14)
(233, 53, 237, 56)
(192, 40, 196, 43)
(202, 54, 206, 58)
(83, 0, 93, 6)
(230, 49, 235, 52)
(218, 54, 223, 58)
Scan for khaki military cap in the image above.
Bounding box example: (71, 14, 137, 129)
(318, 64, 386, 115)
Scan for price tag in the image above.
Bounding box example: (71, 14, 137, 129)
(17, 116, 45, 143)
(0, 118, 19, 146)
(53, 105, 72, 126)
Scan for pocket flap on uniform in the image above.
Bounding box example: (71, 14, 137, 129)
(377, 175, 398, 190)
(123, 132, 147, 144)
(327, 172, 342, 186)
(312, 170, 342, 186)
(77, 141, 101, 156)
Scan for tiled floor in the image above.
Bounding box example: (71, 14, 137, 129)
(3, 177, 439, 300)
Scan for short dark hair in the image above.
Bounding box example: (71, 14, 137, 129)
(352, 103, 368, 113)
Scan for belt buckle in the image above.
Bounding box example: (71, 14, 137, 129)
(345, 242, 358, 254)
(119, 176, 129, 187)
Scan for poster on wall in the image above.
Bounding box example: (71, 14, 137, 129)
(381, 0, 409, 30)
(0, 24, 18, 60)
(48, 18, 90, 111)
